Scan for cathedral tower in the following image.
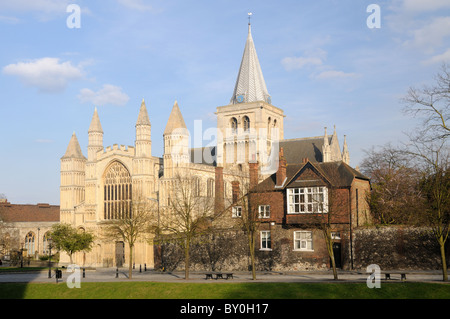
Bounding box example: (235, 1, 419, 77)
(216, 22, 284, 175)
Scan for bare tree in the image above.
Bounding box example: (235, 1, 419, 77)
(402, 63, 450, 142)
(402, 65, 450, 281)
(404, 138, 449, 281)
(158, 173, 215, 279)
(102, 197, 157, 279)
(360, 144, 424, 225)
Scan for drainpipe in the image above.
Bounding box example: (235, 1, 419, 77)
(348, 187, 354, 270)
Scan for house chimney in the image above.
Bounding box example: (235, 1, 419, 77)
(232, 181, 240, 204)
(276, 147, 287, 187)
(249, 155, 259, 189)
(214, 166, 224, 213)
(302, 158, 309, 163)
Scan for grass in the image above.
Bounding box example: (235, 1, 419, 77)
(0, 282, 449, 299)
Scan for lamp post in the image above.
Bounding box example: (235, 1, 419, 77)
(20, 243, 24, 268)
(37, 228, 40, 260)
(48, 238, 52, 279)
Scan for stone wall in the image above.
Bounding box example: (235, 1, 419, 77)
(155, 226, 449, 272)
(352, 226, 446, 270)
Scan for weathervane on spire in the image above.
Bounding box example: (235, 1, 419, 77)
(248, 12, 252, 25)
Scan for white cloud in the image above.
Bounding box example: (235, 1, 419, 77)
(423, 48, 450, 65)
(282, 56, 323, 71)
(2, 57, 83, 93)
(401, 0, 450, 13)
(0, 0, 69, 12)
(78, 84, 130, 106)
(281, 49, 326, 71)
(409, 16, 450, 53)
(313, 70, 359, 80)
(117, 0, 153, 11)
(0, 15, 20, 24)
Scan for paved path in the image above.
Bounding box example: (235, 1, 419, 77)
(0, 268, 446, 284)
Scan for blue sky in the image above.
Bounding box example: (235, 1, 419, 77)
(1, 0, 449, 204)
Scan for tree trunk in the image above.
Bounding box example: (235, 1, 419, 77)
(324, 229, 338, 280)
(185, 239, 190, 280)
(248, 232, 256, 280)
(129, 244, 134, 279)
(438, 236, 448, 281)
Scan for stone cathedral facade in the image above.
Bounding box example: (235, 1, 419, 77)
(60, 23, 350, 268)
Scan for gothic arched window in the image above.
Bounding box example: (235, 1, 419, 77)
(230, 117, 238, 134)
(243, 116, 250, 132)
(207, 178, 215, 197)
(25, 232, 35, 255)
(103, 161, 132, 220)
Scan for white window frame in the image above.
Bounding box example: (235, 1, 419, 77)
(258, 205, 270, 218)
(232, 206, 242, 218)
(293, 231, 313, 251)
(260, 231, 272, 251)
(287, 187, 328, 214)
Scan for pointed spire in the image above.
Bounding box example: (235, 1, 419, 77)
(88, 107, 103, 133)
(136, 98, 151, 126)
(164, 100, 187, 135)
(230, 22, 270, 105)
(62, 132, 86, 159)
(322, 127, 331, 162)
(342, 135, 350, 164)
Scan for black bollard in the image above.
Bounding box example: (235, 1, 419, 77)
(83, 268, 85, 278)
(133, 263, 135, 269)
(116, 268, 119, 278)
(140, 264, 142, 273)
(144, 263, 147, 271)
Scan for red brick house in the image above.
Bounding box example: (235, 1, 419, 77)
(241, 149, 371, 270)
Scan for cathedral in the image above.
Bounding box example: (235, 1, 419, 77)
(60, 23, 350, 268)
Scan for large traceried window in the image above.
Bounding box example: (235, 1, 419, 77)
(287, 187, 328, 214)
(104, 161, 132, 220)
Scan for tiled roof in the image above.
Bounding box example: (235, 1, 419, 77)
(253, 161, 369, 192)
(0, 202, 60, 222)
(279, 137, 330, 163)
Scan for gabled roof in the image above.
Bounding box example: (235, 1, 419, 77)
(164, 100, 187, 135)
(61, 132, 86, 160)
(254, 160, 369, 192)
(230, 24, 270, 105)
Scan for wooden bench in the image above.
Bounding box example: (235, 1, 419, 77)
(205, 272, 234, 280)
(383, 272, 407, 281)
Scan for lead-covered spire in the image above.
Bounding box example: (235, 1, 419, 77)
(230, 22, 271, 105)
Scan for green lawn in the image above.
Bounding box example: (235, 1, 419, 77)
(0, 282, 449, 299)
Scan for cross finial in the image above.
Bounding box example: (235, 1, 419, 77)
(248, 12, 252, 25)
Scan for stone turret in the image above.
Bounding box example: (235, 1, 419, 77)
(163, 100, 190, 178)
(60, 132, 86, 223)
